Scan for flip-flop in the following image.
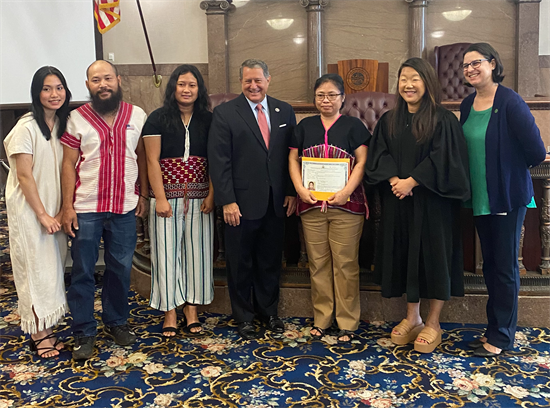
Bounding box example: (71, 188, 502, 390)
(391, 319, 425, 345)
(162, 326, 178, 338)
(414, 327, 443, 353)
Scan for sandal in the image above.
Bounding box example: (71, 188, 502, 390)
(391, 319, 425, 345)
(182, 304, 203, 335)
(184, 322, 203, 335)
(414, 327, 442, 353)
(29, 332, 60, 358)
(53, 336, 65, 351)
(162, 309, 178, 338)
(162, 326, 178, 338)
(337, 330, 356, 344)
(310, 326, 325, 338)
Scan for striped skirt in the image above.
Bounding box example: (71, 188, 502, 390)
(149, 197, 214, 311)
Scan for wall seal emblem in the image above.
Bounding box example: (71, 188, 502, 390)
(346, 67, 370, 91)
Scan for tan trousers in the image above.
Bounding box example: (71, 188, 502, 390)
(301, 208, 364, 331)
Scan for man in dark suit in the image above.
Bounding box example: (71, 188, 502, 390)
(208, 59, 296, 340)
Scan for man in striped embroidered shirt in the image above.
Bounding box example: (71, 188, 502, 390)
(61, 60, 149, 360)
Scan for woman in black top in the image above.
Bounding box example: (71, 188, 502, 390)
(289, 74, 370, 343)
(142, 65, 214, 337)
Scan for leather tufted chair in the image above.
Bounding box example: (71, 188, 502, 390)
(434, 42, 474, 100)
(340, 91, 396, 271)
(210, 93, 239, 110)
(340, 91, 396, 133)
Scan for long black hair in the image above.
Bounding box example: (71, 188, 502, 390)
(30, 66, 72, 140)
(389, 58, 441, 144)
(160, 64, 210, 130)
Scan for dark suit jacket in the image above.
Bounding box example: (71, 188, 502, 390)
(208, 93, 297, 220)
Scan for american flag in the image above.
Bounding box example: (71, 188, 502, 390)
(94, 0, 121, 34)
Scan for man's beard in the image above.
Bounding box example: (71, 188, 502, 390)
(90, 86, 123, 115)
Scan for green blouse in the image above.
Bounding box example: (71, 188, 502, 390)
(463, 105, 535, 216)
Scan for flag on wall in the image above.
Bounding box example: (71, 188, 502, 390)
(94, 0, 121, 34)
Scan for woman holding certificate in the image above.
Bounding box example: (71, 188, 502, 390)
(365, 58, 470, 353)
(289, 73, 370, 343)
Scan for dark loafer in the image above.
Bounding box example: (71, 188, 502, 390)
(263, 316, 284, 333)
(237, 322, 259, 340)
(468, 338, 485, 349)
(473, 345, 501, 357)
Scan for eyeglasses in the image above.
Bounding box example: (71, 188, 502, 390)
(460, 58, 491, 71)
(315, 93, 343, 101)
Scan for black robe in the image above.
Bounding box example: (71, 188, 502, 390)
(365, 107, 470, 302)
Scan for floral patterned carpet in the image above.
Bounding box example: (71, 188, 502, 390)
(1, 225, 550, 407)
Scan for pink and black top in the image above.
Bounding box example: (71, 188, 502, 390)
(290, 114, 371, 216)
(141, 108, 212, 203)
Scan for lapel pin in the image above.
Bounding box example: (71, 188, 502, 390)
(275, 108, 280, 112)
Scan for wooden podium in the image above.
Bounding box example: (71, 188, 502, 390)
(328, 59, 389, 93)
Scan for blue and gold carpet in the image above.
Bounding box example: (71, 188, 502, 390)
(1, 257, 550, 408)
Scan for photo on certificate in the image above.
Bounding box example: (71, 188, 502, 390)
(301, 157, 350, 201)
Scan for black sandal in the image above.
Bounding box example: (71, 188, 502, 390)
(162, 326, 178, 338)
(29, 332, 61, 358)
(310, 326, 326, 338)
(181, 304, 203, 335)
(184, 322, 203, 335)
(337, 330, 356, 344)
(53, 336, 65, 351)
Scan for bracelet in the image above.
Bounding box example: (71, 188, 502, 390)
(140, 194, 149, 200)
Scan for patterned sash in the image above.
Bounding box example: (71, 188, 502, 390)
(149, 156, 209, 200)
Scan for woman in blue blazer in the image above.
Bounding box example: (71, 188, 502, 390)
(460, 43, 546, 357)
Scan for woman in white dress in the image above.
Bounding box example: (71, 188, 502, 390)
(4, 66, 72, 358)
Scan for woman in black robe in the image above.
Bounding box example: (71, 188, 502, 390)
(365, 58, 470, 353)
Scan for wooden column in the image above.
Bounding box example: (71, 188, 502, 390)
(539, 179, 550, 274)
(200, 1, 231, 94)
(405, 0, 429, 59)
(530, 161, 550, 274)
(515, 0, 542, 96)
(518, 224, 527, 275)
(300, 0, 329, 100)
(475, 230, 483, 275)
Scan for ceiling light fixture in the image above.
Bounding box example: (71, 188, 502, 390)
(266, 18, 294, 30)
(442, 9, 472, 22)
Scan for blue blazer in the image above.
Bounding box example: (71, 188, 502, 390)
(460, 85, 546, 214)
